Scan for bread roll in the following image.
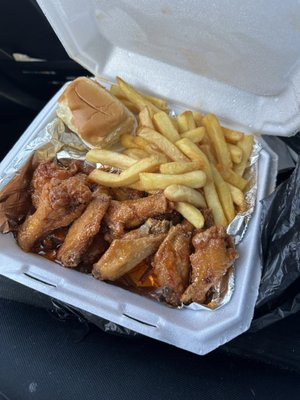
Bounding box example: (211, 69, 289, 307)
(57, 77, 134, 148)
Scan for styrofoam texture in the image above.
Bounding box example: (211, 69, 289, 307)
(36, 0, 300, 137)
(0, 84, 277, 354)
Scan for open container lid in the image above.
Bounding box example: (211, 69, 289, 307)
(37, 0, 300, 137)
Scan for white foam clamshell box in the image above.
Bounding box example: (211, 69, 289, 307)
(1, 0, 295, 354)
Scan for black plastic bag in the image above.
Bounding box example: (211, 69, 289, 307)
(251, 156, 300, 331)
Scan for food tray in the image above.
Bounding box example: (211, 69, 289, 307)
(0, 84, 277, 354)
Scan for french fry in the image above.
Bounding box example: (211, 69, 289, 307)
(120, 133, 161, 155)
(233, 135, 254, 176)
(143, 94, 168, 111)
(199, 144, 218, 165)
(211, 165, 235, 223)
(110, 84, 125, 99)
(175, 138, 227, 225)
(138, 127, 189, 162)
(171, 117, 179, 131)
(164, 185, 207, 208)
(218, 166, 248, 191)
(112, 82, 168, 111)
(153, 111, 181, 142)
(120, 99, 140, 113)
(173, 202, 204, 229)
(122, 148, 149, 160)
(228, 143, 243, 164)
(192, 111, 203, 127)
(202, 113, 233, 169)
(203, 183, 228, 226)
(139, 107, 154, 129)
(176, 111, 196, 133)
(228, 183, 245, 210)
(86, 149, 136, 169)
(116, 77, 161, 114)
(89, 155, 166, 187)
(175, 138, 212, 180)
(160, 160, 203, 174)
(139, 170, 206, 190)
(181, 127, 206, 143)
(222, 127, 244, 143)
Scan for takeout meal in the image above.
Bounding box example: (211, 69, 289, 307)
(0, 76, 255, 308)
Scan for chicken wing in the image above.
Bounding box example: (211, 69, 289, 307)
(17, 175, 92, 252)
(31, 159, 81, 208)
(76, 232, 109, 273)
(181, 226, 238, 304)
(93, 219, 169, 281)
(152, 221, 193, 306)
(104, 192, 169, 240)
(57, 193, 110, 267)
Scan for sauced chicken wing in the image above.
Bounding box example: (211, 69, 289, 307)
(76, 232, 109, 273)
(93, 219, 169, 281)
(57, 193, 110, 267)
(31, 160, 81, 208)
(17, 175, 92, 252)
(181, 226, 238, 304)
(152, 221, 193, 306)
(104, 192, 169, 241)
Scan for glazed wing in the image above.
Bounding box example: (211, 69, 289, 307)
(104, 192, 169, 240)
(77, 233, 109, 273)
(17, 175, 92, 252)
(57, 193, 110, 267)
(93, 219, 169, 281)
(31, 160, 81, 208)
(152, 221, 193, 306)
(181, 226, 238, 304)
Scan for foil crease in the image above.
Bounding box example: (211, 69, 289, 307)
(0, 115, 260, 312)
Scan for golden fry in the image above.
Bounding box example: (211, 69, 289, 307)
(203, 183, 228, 226)
(116, 77, 160, 114)
(202, 113, 232, 169)
(222, 127, 245, 143)
(120, 133, 161, 155)
(218, 166, 248, 191)
(111, 82, 168, 111)
(139, 107, 154, 129)
(138, 128, 189, 162)
(89, 155, 166, 187)
(233, 135, 254, 176)
(153, 111, 181, 142)
(176, 111, 196, 133)
(160, 160, 203, 174)
(175, 138, 212, 180)
(122, 148, 149, 160)
(228, 183, 245, 210)
(192, 111, 203, 127)
(199, 144, 218, 165)
(173, 202, 204, 229)
(211, 165, 235, 223)
(139, 170, 206, 190)
(120, 99, 140, 114)
(86, 149, 136, 169)
(164, 185, 207, 208)
(181, 127, 206, 143)
(228, 143, 243, 164)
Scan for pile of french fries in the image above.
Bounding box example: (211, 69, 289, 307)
(87, 77, 254, 230)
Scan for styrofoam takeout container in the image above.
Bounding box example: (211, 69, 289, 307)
(0, 0, 291, 354)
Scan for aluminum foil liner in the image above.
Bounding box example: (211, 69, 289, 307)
(0, 115, 260, 312)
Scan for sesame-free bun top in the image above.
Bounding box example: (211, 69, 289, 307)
(57, 77, 134, 148)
